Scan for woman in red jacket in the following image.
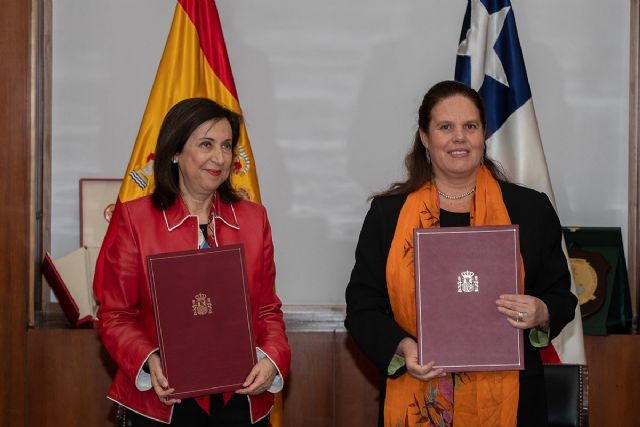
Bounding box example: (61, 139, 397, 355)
(94, 98, 290, 426)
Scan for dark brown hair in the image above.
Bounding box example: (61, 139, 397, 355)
(376, 80, 505, 198)
(151, 98, 243, 210)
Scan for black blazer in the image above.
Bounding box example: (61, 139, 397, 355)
(344, 181, 577, 426)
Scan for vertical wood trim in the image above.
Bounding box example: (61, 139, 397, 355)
(28, 0, 36, 328)
(629, 0, 639, 330)
(36, 0, 53, 319)
(29, 0, 41, 327)
(0, 0, 32, 422)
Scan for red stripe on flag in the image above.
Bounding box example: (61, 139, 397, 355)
(178, 0, 238, 99)
(539, 345, 562, 364)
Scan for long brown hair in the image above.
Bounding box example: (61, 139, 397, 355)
(376, 80, 505, 198)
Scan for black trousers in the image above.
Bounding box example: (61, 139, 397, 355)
(124, 394, 269, 427)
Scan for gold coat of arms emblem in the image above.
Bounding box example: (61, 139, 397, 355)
(192, 292, 213, 316)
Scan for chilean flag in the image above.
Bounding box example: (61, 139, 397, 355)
(455, 0, 586, 364)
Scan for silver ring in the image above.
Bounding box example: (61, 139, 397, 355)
(516, 311, 524, 322)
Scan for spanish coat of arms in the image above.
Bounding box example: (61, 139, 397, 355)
(192, 292, 213, 316)
(457, 270, 479, 293)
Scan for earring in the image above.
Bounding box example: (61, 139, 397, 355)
(172, 157, 178, 164)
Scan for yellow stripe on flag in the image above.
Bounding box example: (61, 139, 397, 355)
(119, 3, 260, 203)
(113, 0, 280, 423)
(114, 0, 280, 423)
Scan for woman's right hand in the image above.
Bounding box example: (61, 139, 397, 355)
(395, 337, 446, 381)
(147, 353, 181, 406)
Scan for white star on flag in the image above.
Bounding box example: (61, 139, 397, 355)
(457, 0, 511, 90)
(455, 0, 586, 365)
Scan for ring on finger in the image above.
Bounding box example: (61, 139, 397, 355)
(515, 311, 525, 322)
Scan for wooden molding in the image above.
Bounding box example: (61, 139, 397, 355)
(283, 304, 346, 331)
(33, 0, 52, 324)
(30, 0, 50, 326)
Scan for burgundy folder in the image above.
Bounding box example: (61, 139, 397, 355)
(414, 225, 524, 372)
(42, 250, 96, 328)
(148, 244, 256, 398)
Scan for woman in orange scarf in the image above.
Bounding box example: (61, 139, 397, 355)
(345, 81, 577, 427)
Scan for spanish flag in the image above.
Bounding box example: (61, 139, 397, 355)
(99, 1, 284, 424)
(120, 0, 260, 203)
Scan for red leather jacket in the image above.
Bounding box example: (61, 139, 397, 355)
(94, 195, 290, 423)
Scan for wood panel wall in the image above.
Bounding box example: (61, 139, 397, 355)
(24, 328, 640, 427)
(0, 0, 32, 425)
(284, 332, 379, 427)
(27, 330, 117, 426)
(25, 329, 381, 427)
(583, 335, 640, 426)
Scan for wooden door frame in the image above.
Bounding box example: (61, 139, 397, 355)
(0, 0, 38, 423)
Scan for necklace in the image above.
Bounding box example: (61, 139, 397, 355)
(437, 187, 476, 200)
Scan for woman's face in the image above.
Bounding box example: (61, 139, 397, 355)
(175, 118, 233, 200)
(419, 95, 485, 183)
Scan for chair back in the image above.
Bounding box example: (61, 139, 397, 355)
(544, 364, 588, 427)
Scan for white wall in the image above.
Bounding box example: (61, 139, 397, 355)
(52, 0, 630, 304)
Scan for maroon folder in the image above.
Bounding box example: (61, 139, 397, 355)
(414, 225, 524, 372)
(41, 249, 98, 328)
(41, 248, 96, 328)
(148, 244, 256, 398)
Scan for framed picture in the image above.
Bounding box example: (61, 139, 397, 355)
(79, 178, 121, 247)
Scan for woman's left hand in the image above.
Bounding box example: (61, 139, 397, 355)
(496, 294, 549, 330)
(235, 358, 277, 395)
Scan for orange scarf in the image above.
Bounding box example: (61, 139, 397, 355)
(384, 166, 521, 426)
